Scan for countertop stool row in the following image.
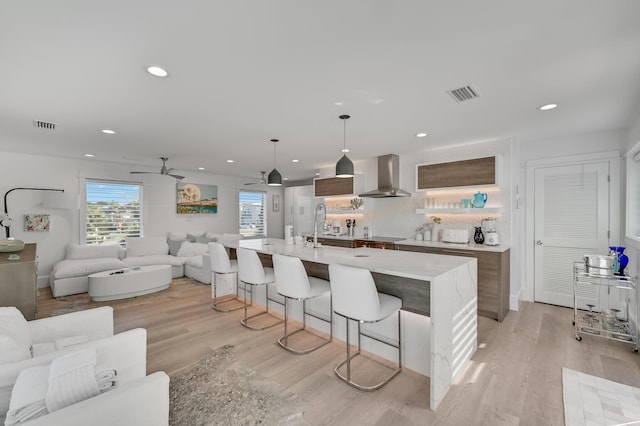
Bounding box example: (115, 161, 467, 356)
(208, 242, 403, 391)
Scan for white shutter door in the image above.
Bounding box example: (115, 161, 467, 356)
(534, 162, 609, 308)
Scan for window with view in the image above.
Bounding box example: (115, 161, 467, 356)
(239, 191, 266, 238)
(84, 180, 142, 245)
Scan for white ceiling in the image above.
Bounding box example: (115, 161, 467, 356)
(1, 1, 639, 182)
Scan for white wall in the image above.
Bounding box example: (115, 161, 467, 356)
(0, 151, 283, 286)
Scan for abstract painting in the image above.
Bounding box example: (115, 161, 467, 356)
(177, 183, 218, 214)
(25, 214, 50, 232)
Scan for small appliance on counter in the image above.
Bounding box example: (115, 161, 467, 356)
(481, 217, 499, 246)
(285, 225, 294, 245)
(441, 229, 469, 244)
(331, 220, 343, 236)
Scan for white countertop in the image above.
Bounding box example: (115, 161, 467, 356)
(223, 238, 474, 282)
(395, 239, 510, 253)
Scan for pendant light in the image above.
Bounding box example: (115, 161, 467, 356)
(267, 139, 282, 186)
(335, 114, 354, 178)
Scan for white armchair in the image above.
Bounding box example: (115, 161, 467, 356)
(0, 307, 147, 421)
(21, 372, 169, 426)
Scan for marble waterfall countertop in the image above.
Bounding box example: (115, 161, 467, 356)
(227, 238, 473, 281)
(221, 237, 478, 411)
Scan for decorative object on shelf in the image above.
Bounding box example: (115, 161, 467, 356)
(430, 216, 441, 241)
(177, 183, 218, 214)
(3, 187, 64, 238)
(130, 157, 185, 180)
(267, 139, 283, 186)
(474, 226, 485, 244)
(350, 197, 363, 210)
(472, 192, 488, 208)
(609, 246, 629, 276)
(0, 239, 25, 252)
(24, 213, 50, 231)
(335, 115, 354, 178)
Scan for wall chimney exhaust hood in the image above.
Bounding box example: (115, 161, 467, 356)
(359, 154, 411, 198)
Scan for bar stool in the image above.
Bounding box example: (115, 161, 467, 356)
(236, 248, 284, 330)
(272, 254, 332, 354)
(208, 242, 243, 312)
(328, 263, 402, 391)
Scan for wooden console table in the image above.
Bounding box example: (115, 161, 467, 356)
(0, 243, 37, 319)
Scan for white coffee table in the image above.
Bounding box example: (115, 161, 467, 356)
(88, 265, 172, 301)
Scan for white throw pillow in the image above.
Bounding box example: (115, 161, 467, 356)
(5, 365, 49, 425)
(0, 307, 32, 365)
(167, 232, 187, 241)
(176, 241, 209, 257)
(65, 244, 123, 260)
(125, 237, 169, 257)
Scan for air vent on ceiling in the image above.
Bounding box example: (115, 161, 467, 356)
(447, 85, 480, 103)
(33, 120, 56, 130)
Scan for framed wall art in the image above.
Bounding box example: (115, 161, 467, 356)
(272, 194, 280, 212)
(177, 183, 218, 214)
(25, 214, 50, 232)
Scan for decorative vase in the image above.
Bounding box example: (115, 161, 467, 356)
(610, 246, 629, 276)
(473, 226, 484, 244)
(431, 225, 439, 242)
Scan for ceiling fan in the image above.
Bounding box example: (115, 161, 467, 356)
(244, 171, 267, 186)
(130, 157, 184, 180)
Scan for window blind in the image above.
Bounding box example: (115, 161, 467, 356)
(239, 191, 266, 237)
(85, 180, 143, 245)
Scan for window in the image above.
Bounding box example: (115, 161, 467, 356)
(84, 180, 142, 245)
(239, 191, 266, 238)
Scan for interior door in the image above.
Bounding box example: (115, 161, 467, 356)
(533, 162, 609, 308)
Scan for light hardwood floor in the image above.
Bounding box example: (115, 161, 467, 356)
(37, 280, 640, 426)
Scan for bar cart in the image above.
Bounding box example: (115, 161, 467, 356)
(573, 261, 638, 352)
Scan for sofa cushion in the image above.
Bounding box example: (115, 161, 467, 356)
(183, 255, 203, 268)
(0, 308, 32, 365)
(125, 237, 168, 257)
(167, 239, 185, 257)
(65, 244, 123, 260)
(167, 232, 187, 241)
(195, 235, 216, 244)
(205, 232, 221, 240)
(52, 258, 128, 280)
(176, 242, 208, 257)
(122, 255, 184, 267)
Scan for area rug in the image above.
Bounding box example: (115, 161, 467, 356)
(169, 345, 308, 426)
(563, 367, 640, 425)
(47, 277, 200, 316)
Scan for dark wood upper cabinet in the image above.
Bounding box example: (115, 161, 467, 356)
(314, 177, 354, 197)
(417, 156, 497, 190)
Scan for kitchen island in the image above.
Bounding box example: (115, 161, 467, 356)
(221, 238, 477, 410)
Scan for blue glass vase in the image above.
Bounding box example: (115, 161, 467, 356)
(609, 246, 629, 276)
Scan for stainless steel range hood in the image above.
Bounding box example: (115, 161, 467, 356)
(359, 154, 411, 198)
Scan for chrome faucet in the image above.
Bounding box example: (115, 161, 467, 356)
(313, 202, 326, 248)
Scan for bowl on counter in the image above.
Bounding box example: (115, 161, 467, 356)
(0, 239, 25, 253)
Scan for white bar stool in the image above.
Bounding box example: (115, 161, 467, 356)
(328, 263, 402, 391)
(208, 242, 244, 312)
(236, 247, 284, 330)
(272, 254, 332, 354)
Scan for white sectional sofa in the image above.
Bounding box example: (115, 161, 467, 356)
(49, 233, 219, 298)
(0, 307, 148, 422)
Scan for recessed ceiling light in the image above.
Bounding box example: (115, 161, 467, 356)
(226, 159, 234, 163)
(341, 149, 350, 153)
(146, 66, 168, 77)
(101, 129, 116, 134)
(334, 102, 344, 106)
(291, 159, 299, 163)
(315, 172, 320, 176)
(283, 177, 289, 180)
(538, 103, 558, 111)
(416, 132, 428, 138)
(197, 167, 205, 170)
(84, 153, 95, 158)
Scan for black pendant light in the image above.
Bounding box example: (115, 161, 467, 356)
(267, 139, 282, 186)
(335, 114, 354, 178)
